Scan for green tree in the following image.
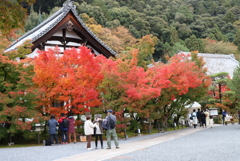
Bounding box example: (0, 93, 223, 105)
(224, 12, 236, 24)
(221, 23, 236, 35)
(185, 35, 204, 52)
(195, 1, 206, 15)
(210, 25, 227, 42)
(234, 28, 240, 50)
(0, 0, 35, 37)
(133, 34, 158, 69)
(0, 34, 42, 141)
(207, 72, 234, 115)
(190, 18, 207, 38)
(175, 23, 192, 40)
(169, 42, 189, 57)
(228, 65, 240, 112)
(169, 27, 179, 45)
(176, 5, 194, 24)
(76, 2, 108, 25)
(25, 5, 48, 32)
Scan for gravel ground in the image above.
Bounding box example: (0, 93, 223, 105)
(0, 128, 180, 161)
(1, 124, 239, 161)
(105, 124, 240, 161)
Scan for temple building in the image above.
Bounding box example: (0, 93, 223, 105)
(178, 51, 239, 78)
(5, 0, 117, 58)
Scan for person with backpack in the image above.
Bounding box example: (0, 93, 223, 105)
(58, 113, 69, 144)
(47, 114, 58, 145)
(104, 109, 119, 149)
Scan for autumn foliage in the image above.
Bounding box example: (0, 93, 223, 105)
(33, 46, 104, 115)
(0, 39, 212, 139)
(0, 34, 42, 135)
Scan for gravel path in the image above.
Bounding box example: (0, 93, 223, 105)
(105, 124, 240, 161)
(0, 128, 180, 161)
(0, 124, 239, 161)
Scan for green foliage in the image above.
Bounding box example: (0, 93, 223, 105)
(19, 0, 240, 61)
(229, 65, 240, 109)
(0, 0, 35, 36)
(169, 42, 189, 57)
(234, 28, 240, 50)
(224, 12, 236, 23)
(25, 6, 48, 32)
(169, 27, 179, 45)
(133, 34, 158, 69)
(0, 37, 43, 138)
(22, 131, 37, 140)
(0, 127, 7, 140)
(185, 35, 204, 52)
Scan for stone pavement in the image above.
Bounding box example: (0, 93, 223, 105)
(55, 125, 214, 161)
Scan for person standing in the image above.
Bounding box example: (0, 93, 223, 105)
(47, 114, 58, 145)
(84, 116, 97, 150)
(104, 109, 120, 149)
(93, 115, 104, 149)
(197, 109, 202, 127)
(58, 113, 69, 144)
(188, 113, 193, 127)
(67, 112, 77, 144)
(209, 115, 214, 128)
(192, 109, 198, 129)
(204, 109, 210, 127)
(222, 110, 227, 125)
(200, 110, 206, 128)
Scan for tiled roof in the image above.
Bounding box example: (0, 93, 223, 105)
(5, 0, 117, 56)
(179, 51, 239, 78)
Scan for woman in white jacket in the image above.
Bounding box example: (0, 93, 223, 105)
(84, 116, 97, 150)
(192, 109, 198, 128)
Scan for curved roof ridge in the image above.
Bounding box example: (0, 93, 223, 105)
(5, 0, 117, 56)
(6, 8, 64, 51)
(70, 7, 117, 56)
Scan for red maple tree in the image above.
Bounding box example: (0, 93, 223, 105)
(33, 46, 104, 115)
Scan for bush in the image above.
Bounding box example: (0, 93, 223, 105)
(0, 127, 7, 140)
(23, 131, 37, 140)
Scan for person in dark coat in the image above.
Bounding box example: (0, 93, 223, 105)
(197, 109, 202, 127)
(93, 115, 104, 149)
(47, 114, 58, 145)
(222, 110, 227, 125)
(58, 113, 68, 144)
(200, 110, 206, 128)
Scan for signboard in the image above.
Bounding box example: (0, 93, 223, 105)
(209, 108, 218, 116)
(225, 117, 230, 122)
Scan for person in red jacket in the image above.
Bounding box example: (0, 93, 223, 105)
(58, 113, 69, 144)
